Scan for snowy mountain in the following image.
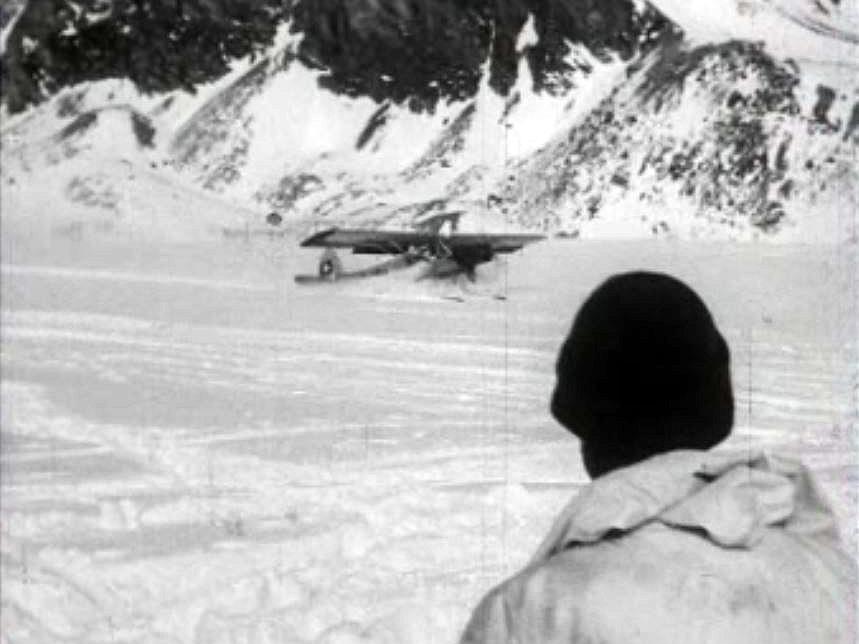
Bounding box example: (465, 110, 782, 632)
(1, 1, 856, 241)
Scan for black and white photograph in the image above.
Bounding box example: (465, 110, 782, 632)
(1, 1, 857, 642)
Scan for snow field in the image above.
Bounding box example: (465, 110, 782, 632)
(1, 233, 855, 643)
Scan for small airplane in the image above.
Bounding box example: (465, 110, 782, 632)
(295, 211, 545, 284)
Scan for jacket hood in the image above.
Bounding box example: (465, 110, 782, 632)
(531, 449, 841, 563)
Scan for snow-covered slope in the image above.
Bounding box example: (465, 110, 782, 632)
(651, 0, 859, 62)
(165, 18, 632, 229)
(0, 93, 259, 241)
(500, 37, 858, 241)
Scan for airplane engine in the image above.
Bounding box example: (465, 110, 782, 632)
(452, 243, 494, 267)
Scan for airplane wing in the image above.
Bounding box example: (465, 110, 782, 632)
(301, 228, 545, 255)
(446, 233, 546, 254)
(300, 228, 434, 254)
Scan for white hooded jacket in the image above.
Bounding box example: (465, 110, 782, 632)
(460, 450, 857, 644)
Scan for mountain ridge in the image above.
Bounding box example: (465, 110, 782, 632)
(1, 1, 856, 242)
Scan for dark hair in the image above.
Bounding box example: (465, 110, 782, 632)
(551, 272, 733, 477)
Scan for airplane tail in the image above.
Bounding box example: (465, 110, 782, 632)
(415, 211, 464, 235)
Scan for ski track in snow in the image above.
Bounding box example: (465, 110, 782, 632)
(1, 236, 856, 644)
(1, 265, 273, 292)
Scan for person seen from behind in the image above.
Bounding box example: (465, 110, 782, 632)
(460, 271, 856, 643)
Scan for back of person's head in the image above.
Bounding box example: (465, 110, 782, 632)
(551, 271, 733, 478)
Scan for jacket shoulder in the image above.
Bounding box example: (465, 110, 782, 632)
(461, 537, 649, 643)
(462, 524, 854, 643)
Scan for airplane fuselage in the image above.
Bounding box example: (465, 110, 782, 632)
(297, 226, 544, 284)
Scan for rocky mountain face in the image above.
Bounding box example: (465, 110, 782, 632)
(2, 1, 666, 112)
(289, 0, 667, 108)
(1, 0, 286, 115)
(1, 0, 856, 241)
(502, 37, 858, 237)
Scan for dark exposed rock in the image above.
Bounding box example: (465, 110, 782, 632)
(130, 112, 156, 148)
(2, 0, 286, 113)
(813, 84, 837, 125)
(59, 110, 98, 139)
(404, 101, 477, 180)
(258, 173, 325, 211)
(775, 138, 791, 172)
(639, 40, 798, 116)
(355, 103, 392, 151)
(844, 102, 859, 141)
(56, 90, 85, 118)
(500, 40, 825, 233)
(3, 1, 671, 114)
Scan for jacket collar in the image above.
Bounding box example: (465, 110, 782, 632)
(531, 449, 841, 563)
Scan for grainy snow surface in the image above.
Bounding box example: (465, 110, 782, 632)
(2, 228, 856, 643)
